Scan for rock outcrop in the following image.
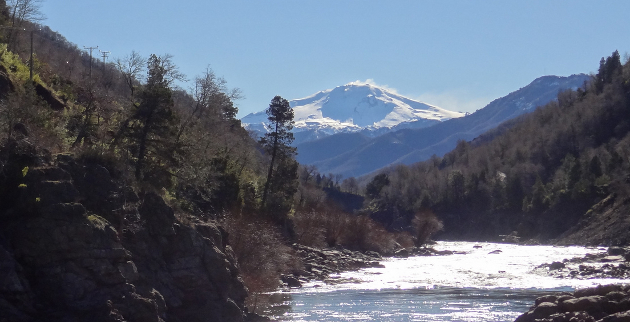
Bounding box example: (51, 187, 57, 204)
(288, 244, 383, 285)
(0, 139, 250, 321)
(535, 247, 630, 280)
(515, 284, 630, 322)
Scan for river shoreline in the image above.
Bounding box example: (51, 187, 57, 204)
(280, 242, 630, 289)
(262, 241, 630, 321)
(281, 243, 464, 288)
(514, 284, 630, 322)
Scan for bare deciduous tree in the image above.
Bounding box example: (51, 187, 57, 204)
(6, 0, 45, 49)
(115, 51, 146, 99)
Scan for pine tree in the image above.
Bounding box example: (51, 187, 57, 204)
(260, 96, 298, 221)
(121, 54, 181, 187)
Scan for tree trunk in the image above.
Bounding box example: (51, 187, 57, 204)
(261, 121, 279, 208)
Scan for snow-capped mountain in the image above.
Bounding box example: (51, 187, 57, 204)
(296, 74, 591, 178)
(241, 82, 464, 143)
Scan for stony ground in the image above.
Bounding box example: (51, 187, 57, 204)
(280, 244, 458, 288)
(515, 284, 630, 322)
(534, 246, 630, 280)
(516, 246, 630, 322)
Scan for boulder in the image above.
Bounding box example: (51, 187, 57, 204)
(394, 248, 410, 258)
(609, 247, 627, 256)
(549, 261, 566, 270)
(281, 274, 302, 288)
(575, 285, 624, 298)
(559, 295, 605, 314)
(138, 192, 176, 236)
(535, 295, 558, 306)
(598, 311, 630, 322)
(602, 256, 625, 263)
(531, 302, 558, 318)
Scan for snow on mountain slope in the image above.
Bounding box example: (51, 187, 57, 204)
(241, 82, 464, 139)
(297, 74, 591, 178)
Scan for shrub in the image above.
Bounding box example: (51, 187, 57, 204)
(292, 210, 327, 248)
(76, 147, 125, 178)
(221, 214, 298, 294)
(293, 206, 406, 255)
(411, 210, 444, 246)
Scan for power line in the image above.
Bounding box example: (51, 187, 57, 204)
(100, 50, 110, 65)
(100, 50, 110, 74)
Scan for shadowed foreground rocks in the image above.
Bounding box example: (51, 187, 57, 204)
(0, 140, 252, 322)
(515, 284, 630, 322)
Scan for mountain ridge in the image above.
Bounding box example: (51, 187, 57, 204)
(241, 82, 465, 144)
(296, 74, 591, 178)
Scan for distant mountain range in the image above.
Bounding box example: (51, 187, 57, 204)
(241, 82, 464, 145)
(242, 74, 590, 178)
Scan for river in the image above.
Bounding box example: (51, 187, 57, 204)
(256, 241, 630, 321)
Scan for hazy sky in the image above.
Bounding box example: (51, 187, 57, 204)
(41, 1, 630, 117)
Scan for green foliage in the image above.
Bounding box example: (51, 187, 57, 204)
(260, 96, 298, 222)
(87, 214, 109, 230)
(116, 54, 182, 187)
(0, 43, 30, 81)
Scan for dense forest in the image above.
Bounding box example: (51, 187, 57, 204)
(362, 50, 630, 244)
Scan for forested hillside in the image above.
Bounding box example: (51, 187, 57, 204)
(296, 74, 589, 178)
(0, 2, 430, 320)
(362, 51, 630, 245)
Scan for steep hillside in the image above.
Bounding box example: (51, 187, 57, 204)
(298, 74, 590, 178)
(0, 5, 272, 321)
(555, 194, 630, 246)
(0, 141, 249, 321)
(360, 51, 630, 244)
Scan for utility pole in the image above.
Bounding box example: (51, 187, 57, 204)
(83, 45, 98, 78)
(99, 50, 110, 72)
(0, 26, 39, 81)
(29, 30, 33, 81)
(100, 50, 110, 65)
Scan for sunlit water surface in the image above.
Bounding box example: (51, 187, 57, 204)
(258, 241, 630, 321)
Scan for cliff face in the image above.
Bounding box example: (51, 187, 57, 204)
(0, 139, 249, 322)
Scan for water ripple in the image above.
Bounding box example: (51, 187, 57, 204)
(259, 241, 630, 321)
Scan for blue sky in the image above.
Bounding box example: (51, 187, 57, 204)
(41, 1, 630, 117)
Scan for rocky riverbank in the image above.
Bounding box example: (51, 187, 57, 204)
(515, 284, 630, 322)
(535, 246, 630, 280)
(279, 244, 459, 288)
(280, 244, 384, 287)
(516, 246, 630, 322)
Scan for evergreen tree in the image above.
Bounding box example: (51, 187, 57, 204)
(121, 54, 181, 187)
(260, 96, 298, 220)
(595, 50, 622, 93)
(365, 173, 389, 199)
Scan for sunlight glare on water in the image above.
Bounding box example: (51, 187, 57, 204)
(261, 241, 630, 322)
